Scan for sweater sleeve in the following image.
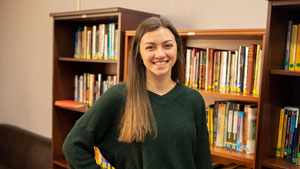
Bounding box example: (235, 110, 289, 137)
(62, 83, 125, 169)
(194, 95, 213, 169)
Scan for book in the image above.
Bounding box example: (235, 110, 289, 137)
(276, 108, 285, 157)
(284, 20, 293, 70)
(295, 24, 300, 71)
(225, 51, 232, 93)
(213, 51, 221, 91)
(284, 107, 293, 158)
(246, 44, 257, 95)
(245, 105, 257, 154)
(281, 109, 288, 157)
(54, 100, 88, 108)
(229, 52, 236, 93)
(237, 46, 245, 93)
(289, 24, 299, 71)
(236, 111, 245, 152)
(292, 108, 299, 161)
(185, 49, 192, 86)
(92, 25, 97, 60)
(219, 51, 228, 92)
(233, 51, 239, 93)
(208, 48, 215, 90)
(226, 103, 235, 149)
(242, 47, 249, 94)
(205, 48, 210, 90)
(74, 75, 79, 102)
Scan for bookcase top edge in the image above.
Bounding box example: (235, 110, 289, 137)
(50, 7, 159, 18)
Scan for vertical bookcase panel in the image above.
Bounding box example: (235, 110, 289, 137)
(50, 8, 159, 169)
(259, 1, 300, 169)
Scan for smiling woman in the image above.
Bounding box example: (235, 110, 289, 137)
(62, 17, 212, 169)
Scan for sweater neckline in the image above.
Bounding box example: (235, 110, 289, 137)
(147, 83, 183, 105)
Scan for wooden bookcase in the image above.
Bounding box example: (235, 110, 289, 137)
(50, 8, 159, 169)
(258, 1, 300, 169)
(123, 28, 266, 169)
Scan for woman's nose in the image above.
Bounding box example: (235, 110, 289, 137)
(155, 47, 166, 58)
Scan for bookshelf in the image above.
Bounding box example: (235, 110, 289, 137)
(50, 8, 159, 169)
(123, 28, 265, 169)
(258, 1, 300, 169)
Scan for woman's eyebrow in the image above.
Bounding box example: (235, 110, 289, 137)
(143, 40, 174, 46)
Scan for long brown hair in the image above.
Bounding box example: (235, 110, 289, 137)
(118, 17, 184, 143)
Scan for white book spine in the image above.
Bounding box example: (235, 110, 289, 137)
(92, 25, 97, 59)
(243, 47, 249, 94)
(219, 51, 227, 92)
(74, 75, 78, 101)
(185, 49, 191, 86)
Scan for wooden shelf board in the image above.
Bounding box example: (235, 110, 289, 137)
(261, 157, 300, 169)
(59, 57, 118, 64)
(53, 157, 69, 169)
(210, 146, 254, 164)
(270, 69, 300, 77)
(197, 89, 259, 102)
(125, 29, 265, 37)
(56, 105, 87, 113)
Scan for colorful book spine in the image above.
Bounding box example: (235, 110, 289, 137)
(246, 44, 257, 95)
(277, 108, 285, 157)
(284, 20, 293, 70)
(205, 48, 210, 90)
(88, 74, 95, 107)
(243, 47, 249, 94)
(225, 51, 232, 93)
(226, 103, 234, 149)
(74, 75, 79, 101)
(92, 25, 97, 60)
(74, 28, 80, 58)
(229, 52, 236, 93)
(295, 24, 300, 71)
(289, 24, 299, 71)
(237, 111, 245, 152)
(281, 109, 288, 157)
(245, 106, 257, 154)
(219, 51, 227, 92)
(185, 49, 192, 86)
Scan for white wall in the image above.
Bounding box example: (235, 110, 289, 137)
(0, 0, 268, 138)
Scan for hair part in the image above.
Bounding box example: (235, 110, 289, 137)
(118, 17, 184, 143)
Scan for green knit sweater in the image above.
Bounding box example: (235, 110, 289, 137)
(63, 82, 212, 169)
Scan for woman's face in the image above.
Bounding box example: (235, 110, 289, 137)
(139, 27, 177, 80)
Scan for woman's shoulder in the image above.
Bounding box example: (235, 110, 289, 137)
(178, 84, 205, 104)
(96, 82, 127, 102)
(179, 84, 203, 97)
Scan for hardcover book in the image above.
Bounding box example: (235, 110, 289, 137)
(54, 100, 88, 108)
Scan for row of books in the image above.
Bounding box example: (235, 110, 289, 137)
(207, 101, 258, 154)
(94, 147, 115, 169)
(74, 73, 117, 107)
(284, 20, 300, 71)
(185, 44, 262, 95)
(276, 106, 300, 165)
(74, 23, 119, 61)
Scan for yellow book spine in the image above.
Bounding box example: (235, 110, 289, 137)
(253, 45, 261, 95)
(295, 24, 300, 71)
(94, 146, 101, 165)
(210, 107, 214, 146)
(276, 108, 285, 157)
(289, 25, 298, 71)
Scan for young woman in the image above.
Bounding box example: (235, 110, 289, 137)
(63, 17, 212, 169)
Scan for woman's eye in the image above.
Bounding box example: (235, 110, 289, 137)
(164, 44, 173, 48)
(145, 46, 154, 50)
